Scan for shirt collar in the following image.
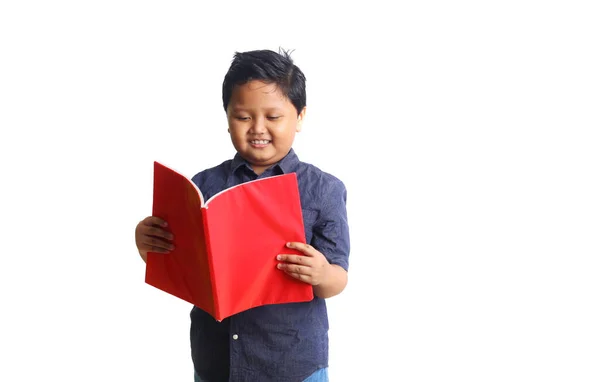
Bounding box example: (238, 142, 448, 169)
(230, 148, 300, 175)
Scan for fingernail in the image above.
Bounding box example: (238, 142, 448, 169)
(276, 255, 281, 260)
(286, 242, 291, 247)
(277, 264, 282, 269)
(162, 222, 168, 227)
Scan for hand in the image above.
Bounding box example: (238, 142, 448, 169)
(135, 216, 174, 257)
(276, 242, 330, 286)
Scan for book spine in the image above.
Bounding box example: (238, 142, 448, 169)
(201, 207, 221, 321)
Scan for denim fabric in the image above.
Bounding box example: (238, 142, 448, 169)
(302, 367, 329, 382)
(194, 367, 328, 382)
(190, 149, 349, 381)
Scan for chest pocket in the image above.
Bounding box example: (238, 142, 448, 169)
(301, 208, 319, 244)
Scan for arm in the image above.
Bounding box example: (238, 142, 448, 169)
(277, 242, 348, 299)
(313, 263, 348, 299)
(278, 178, 351, 298)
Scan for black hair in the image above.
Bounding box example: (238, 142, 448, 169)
(222, 48, 306, 115)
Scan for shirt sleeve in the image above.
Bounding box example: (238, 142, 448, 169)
(311, 178, 351, 271)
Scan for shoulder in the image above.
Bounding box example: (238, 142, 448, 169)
(297, 160, 347, 195)
(191, 159, 232, 188)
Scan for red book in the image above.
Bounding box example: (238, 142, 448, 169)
(145, 161, 313, 321)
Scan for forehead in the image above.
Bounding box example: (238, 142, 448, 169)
(229, 80, 292, 109)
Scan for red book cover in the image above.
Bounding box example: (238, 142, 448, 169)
(145, 161, 313, 321)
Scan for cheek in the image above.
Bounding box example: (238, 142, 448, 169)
(228, 129, 247, 145)
(228, 124, 245, 136)
(274, 123, 297, 139)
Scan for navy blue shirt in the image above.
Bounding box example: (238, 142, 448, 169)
(189, 149, 350, 382)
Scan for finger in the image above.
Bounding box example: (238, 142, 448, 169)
(282, 270, 314, 284)
(142, 225, 174, 241)
(285, 242, 316, 256)
(142, 245, 171, 254)
(141, 236, 174, 252)
(277, 254, 312, 265)
(142, 216, 169, 227)
(277, 263, 311, 275)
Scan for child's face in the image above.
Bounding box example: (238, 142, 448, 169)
(227, 80, 305, 175)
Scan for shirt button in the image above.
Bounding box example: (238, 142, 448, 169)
(232, 334, 239, 340)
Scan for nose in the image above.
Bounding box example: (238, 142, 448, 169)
(249, 117, 267, 134)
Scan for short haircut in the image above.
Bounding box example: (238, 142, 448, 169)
(222, 48, 307, 115)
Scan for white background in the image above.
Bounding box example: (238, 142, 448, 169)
(1, 1, 599, 381)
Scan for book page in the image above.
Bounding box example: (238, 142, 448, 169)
(145, 161, 216, 316)
(205, 173, 290, 207)
(154, 161, 206, 207)
(203, 172, 313, 319)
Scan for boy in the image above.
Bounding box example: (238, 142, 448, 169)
(134, 49, 350, 382)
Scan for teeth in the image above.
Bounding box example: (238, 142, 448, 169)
(251, 140, 270, 144)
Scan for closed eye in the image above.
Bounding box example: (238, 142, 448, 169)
(267, 116, 282, 120)
(235, 116, 250, 121)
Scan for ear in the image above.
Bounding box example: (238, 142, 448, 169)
(226, 108, 231, 134)
(296, 107, 307, 133)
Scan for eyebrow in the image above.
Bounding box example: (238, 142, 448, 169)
(230, 107, 285, 113)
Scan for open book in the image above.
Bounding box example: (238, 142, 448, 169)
(145, 161, 314, 321)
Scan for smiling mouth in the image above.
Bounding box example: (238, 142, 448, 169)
(250, 139, 271, 145)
